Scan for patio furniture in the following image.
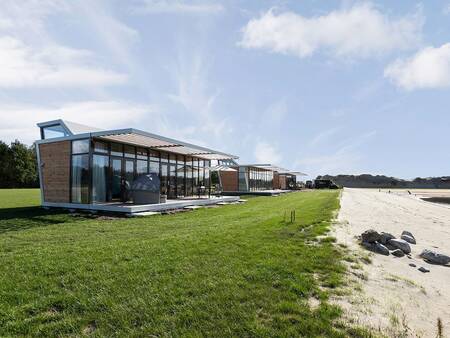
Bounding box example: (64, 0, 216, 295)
(131, 173, 161, 204)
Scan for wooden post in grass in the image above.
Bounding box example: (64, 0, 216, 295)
(284, 210, 296, 224)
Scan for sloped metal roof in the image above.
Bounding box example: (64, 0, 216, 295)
(37, 120, 238, 160)
(37, 119, 102, 135)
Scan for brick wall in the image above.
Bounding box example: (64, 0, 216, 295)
(279, 175, 287, 190)
(220, 171, 238, 191)
(273, 172, 280, 189)
(39, 141, 71, 203)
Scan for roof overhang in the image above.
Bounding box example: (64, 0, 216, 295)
(92, 129, 238, 160)
(237, 163, 307, 176)
(36, 126, 238, 160)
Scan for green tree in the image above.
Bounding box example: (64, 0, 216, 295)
(0, 140, 39, 188)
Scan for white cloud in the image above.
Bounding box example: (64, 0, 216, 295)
(167, 48, 232, 139)
(0, 101, 155, 144)
(75, 0, 140, 70)
(254, 141, 282, 164)
(133, 0, 224, 14)
(240, 3, 422, 59)
(384, 43, 450, 90)
(443, 4, 450, 15)
(0, 37, 127, 88)
(0, 1, 128, 88)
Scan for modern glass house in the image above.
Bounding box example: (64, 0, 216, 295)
(219, 164, 306, 195)
(36, 120, 240, 213)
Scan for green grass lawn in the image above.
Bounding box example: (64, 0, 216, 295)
(0, 189, 361, 337)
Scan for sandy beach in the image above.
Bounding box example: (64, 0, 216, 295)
(334, 188, 450, 337)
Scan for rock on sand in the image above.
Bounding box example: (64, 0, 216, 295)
(420, 249, 450, 265)
(387, 238, 411, 254)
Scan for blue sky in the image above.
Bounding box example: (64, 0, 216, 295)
(1, 0, 449, 179)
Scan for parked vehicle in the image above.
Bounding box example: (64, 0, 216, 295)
(314, 179, 340, 189)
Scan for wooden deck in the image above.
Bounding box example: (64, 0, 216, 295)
(42, 196, 241, 215)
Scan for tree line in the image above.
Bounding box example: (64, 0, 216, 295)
(0, 140, 39, 188)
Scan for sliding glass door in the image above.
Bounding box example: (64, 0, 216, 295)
(92, 155, 109, 203)
(111, 158, 122, 201)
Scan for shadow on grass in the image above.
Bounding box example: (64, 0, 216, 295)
(0, 207, 73, 234)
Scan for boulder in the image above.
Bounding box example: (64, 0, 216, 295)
(362, 241, 389, 256)
(391, 249, 405, 257)
(409, 263, 416, 267)
(401, 234, 416, 244)
(361, 229, 381, 243)
(418, 267, 430, 273)
(419, 249, 450, 265)
(379, 232, 395, 245)
(401, 231, 415, 240)
(387, 239, 411, 254)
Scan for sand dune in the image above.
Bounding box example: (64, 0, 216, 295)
(334, 188, 450, 337)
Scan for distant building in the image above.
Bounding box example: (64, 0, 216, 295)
(219, 163, 306, 195)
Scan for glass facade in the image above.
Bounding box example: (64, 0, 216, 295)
(72, 139, 90, 154)
(238, 166, 248, 191)
(72, 138, 211, 203)
(284, 174, 297, 189)
(238, 166, 274, 192)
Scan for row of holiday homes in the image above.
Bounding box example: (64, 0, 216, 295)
(36, 120, 305, 214)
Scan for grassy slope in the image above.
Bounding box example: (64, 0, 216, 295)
(0, 189, 353, 337)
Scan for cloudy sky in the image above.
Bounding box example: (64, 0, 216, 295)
(1, 0, 449, 179)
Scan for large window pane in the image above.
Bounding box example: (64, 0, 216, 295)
(42, 124, 69, 139)
(71, 154, 89, 203)
(193, 159, 199, 194)
(137, 160, 148, 175)
(185, 158, 193, 196)
(111, 158, 122, 201)
(92, 155, 109, 202)
(198, 162, 204, 188)
(204, 160, 210, 191)
(72, 139, 89, 154)
(160, 163, 168, 195)
(125, 160, 134, 182)
(169, 163, 176, 198)
(150, 161, 159, 174)
(177, 157, 185, 197)
(238, 166, 248, 191)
